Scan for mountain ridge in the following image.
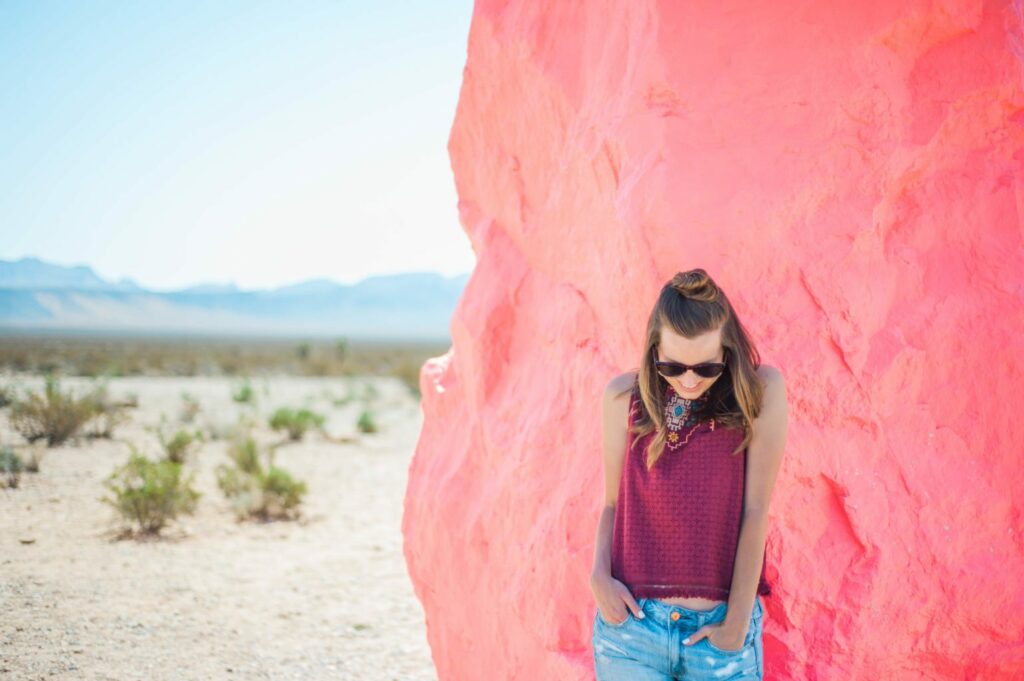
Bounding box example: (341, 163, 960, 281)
(0, 257, 469, 341)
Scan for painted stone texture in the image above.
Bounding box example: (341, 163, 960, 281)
(404, 1, 1024, 679)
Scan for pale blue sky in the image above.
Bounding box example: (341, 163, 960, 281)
(0, 0, 475, 292)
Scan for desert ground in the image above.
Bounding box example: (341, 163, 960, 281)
(0, 373, 437, 681)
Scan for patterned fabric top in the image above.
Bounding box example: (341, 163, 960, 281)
(610, 382, 772, 601)
(663, 383, 713, 452)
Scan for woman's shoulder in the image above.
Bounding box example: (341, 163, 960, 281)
(755, 364, 785, 403)
(604, 371, 641, 436)
(755, 364, 783, 384)
(604, 370, 639, 401)
(604, 371, 640, 428)
(754, 364, 787, 416)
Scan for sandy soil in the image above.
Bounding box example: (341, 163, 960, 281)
(0, 374, 436, 681)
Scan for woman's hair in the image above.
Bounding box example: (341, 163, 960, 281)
(625, 268, 764, 471)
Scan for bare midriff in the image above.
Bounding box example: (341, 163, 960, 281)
(651, 595, 726, 611)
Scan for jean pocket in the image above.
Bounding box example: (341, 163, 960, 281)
(596, 607, 631, 628)
(704, 635, 752, 655)
(703, 610, 758, 656)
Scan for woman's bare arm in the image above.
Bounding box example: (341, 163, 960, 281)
(591, 371, 635, 579)
(722, 365, 788, 631)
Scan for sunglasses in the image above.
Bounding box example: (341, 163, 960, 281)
(652, 346, 730, 379)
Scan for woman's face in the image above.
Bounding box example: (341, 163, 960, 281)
(654, 325, 727, 399)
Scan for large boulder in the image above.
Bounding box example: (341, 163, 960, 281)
(404, 1, 1024, 678)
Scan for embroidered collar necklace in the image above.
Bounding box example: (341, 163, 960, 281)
(663, 383, 715, 451)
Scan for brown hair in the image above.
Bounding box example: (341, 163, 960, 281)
(624, 268, 764, 471)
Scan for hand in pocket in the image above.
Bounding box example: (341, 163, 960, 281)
(591, 574, 643, 626)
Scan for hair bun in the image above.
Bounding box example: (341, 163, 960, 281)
(670, 269, 716, 300)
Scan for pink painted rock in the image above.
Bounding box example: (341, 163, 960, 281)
(403, 1, 1024, 679)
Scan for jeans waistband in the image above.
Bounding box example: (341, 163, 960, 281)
(638, 595, 762, 629)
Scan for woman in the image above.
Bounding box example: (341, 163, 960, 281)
(589, 269, 788, 681)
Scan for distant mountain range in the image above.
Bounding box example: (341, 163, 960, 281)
(0, 257, 469, 341)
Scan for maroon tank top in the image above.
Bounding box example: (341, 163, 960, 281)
(610, 382, 772, 600)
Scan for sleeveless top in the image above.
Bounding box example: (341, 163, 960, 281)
(610, 382, 772, 600)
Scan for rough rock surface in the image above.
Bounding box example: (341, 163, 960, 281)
(403, 1, 1024, 679)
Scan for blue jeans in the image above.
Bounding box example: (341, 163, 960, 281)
(592, 596, 765, 680)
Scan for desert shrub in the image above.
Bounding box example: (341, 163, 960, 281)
(330, 384, 357, 407)
(157, 426, 204, 465)
(202, 411, 259, 442)
(356, 407, 378, 434)
(215, 435, 307, 521)
(360, 381, 379, 401)
(9, 375, 96, 446)
(231, 378, 255, 404)
(99, 445, 201, 535)
(179, 392, 201, 423)
(1, 446, 24, 488)
(268, 407, 325, 441)
(82, 381, 130, 439)
(0, 383, 14, 408)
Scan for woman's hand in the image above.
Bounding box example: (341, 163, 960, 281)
(589, 572, 644, 625)
(683, 621, 747, 651)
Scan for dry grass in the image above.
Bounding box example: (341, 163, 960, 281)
(0, 333, 447, 398)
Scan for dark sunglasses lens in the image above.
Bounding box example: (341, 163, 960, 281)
(695, 365, 725, 378)
(657, 363, 725, 378)
(654, 347, 728, 379)
(658, 364, 683, 377)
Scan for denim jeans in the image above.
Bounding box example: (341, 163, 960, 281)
(592, 596, 765, 680)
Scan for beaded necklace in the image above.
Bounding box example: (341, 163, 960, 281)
(663, 383, 715, 451)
